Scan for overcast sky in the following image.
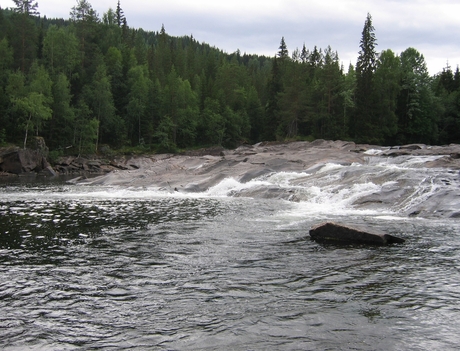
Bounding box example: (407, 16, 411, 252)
(3, 0, 460, 75)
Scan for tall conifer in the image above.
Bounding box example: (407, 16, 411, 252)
(115, 0, 125, 27)
(12, 0, 39, 72)
(278, 37, 288, 58)
(353, 13, 377, 141)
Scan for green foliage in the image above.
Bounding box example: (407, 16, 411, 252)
(396, 47, 437, 143)
(0, 128, 6, 145)
(7, 64, 53, 148)
(435, 66, 460, 143)
(0, 6, 459, 154)
(73, 99, 98, 155)
(0, 38, 13, 73)
(42, 25, 80, 77)
(200, 97, 225, 145)
(127, 64, 150, 145)
(353, 12, 378, 142)
(154, 115, 177, 153)
(48, 148, 63, 163)
(12, 0, 39, 16)
(278, 37, 289, 59)
(89, 61, 116, 150)
(373, 49, 400, 142)
(9, 2, 38, 72)
(49, 73, 75, 148)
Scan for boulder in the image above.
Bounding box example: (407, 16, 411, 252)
(309, 222, 405, 245)
(0, 148, 45, 174)
(0, 138, 57, 176)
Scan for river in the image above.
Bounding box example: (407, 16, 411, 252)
(1, 156, 460, 350)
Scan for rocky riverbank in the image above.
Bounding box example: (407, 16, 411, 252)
(3, 139, 460, 218)
(3, 139, 460, 181)
(74, 139, 460, 188)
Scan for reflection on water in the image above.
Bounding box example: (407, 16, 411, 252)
(0, 196, 221, 251)
(1, 182, 460, 350)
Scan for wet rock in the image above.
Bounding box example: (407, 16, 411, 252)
(239, 168, 273, 183)
(400, 144, 425, 150)
(382, 149, 411, 157)
(109, 161, 129, 170)
(55, 156, 118, 175)
(57, 156, 75, 166)
(0, 171, 16, 177)
(63, 140, 460, 220)
(309, 222, 405, 245)
(181, 173, 228, 193)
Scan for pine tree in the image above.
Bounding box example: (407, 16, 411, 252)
(12, 0, 39, 15)
(70, 0, 98, 23)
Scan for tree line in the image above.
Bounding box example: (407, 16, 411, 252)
(1, 2, 459, 157)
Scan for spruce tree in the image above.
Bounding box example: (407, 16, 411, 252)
(115, 0, 125, 27)
(353, 13, 378, 142)
(264, 57, 282, 140)
(300, 44, 309, 64)
(12, 0, 39, 72)
(277, 37, 289, 59)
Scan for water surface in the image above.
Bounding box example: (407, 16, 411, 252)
(1, 170, 460, 350)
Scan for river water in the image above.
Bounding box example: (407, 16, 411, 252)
(1, 157, 460, 350)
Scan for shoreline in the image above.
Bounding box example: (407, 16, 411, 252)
(2, 140, 460, 183)
(74, 140, 460, 189)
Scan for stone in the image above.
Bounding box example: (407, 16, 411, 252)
(400, 144, 424, 150)
(0, 138, 59, 176)
(0, 149, 42, 174)
(309, 222, 405, 245)
(39, 165, 58, 177)
(55, 156, 75, 166)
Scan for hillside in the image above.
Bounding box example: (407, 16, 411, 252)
(1, 3, 460, 158)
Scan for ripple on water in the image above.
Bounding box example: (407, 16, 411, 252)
(1, 186, 460, 350)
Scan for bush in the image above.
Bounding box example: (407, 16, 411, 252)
(48, 149, 63, 163)
(0, 129, 6, 146)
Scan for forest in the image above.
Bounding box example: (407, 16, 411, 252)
(1, 0, 460, 159)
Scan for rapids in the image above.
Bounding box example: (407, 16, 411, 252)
(1, 141, 460, 350)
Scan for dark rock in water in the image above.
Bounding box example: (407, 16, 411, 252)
(309, 222, 405, 245)
(400, 144, 424, 150)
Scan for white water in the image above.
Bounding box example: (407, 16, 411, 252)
(2, 155, 460, 350)
(3, 155, 459, 219)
